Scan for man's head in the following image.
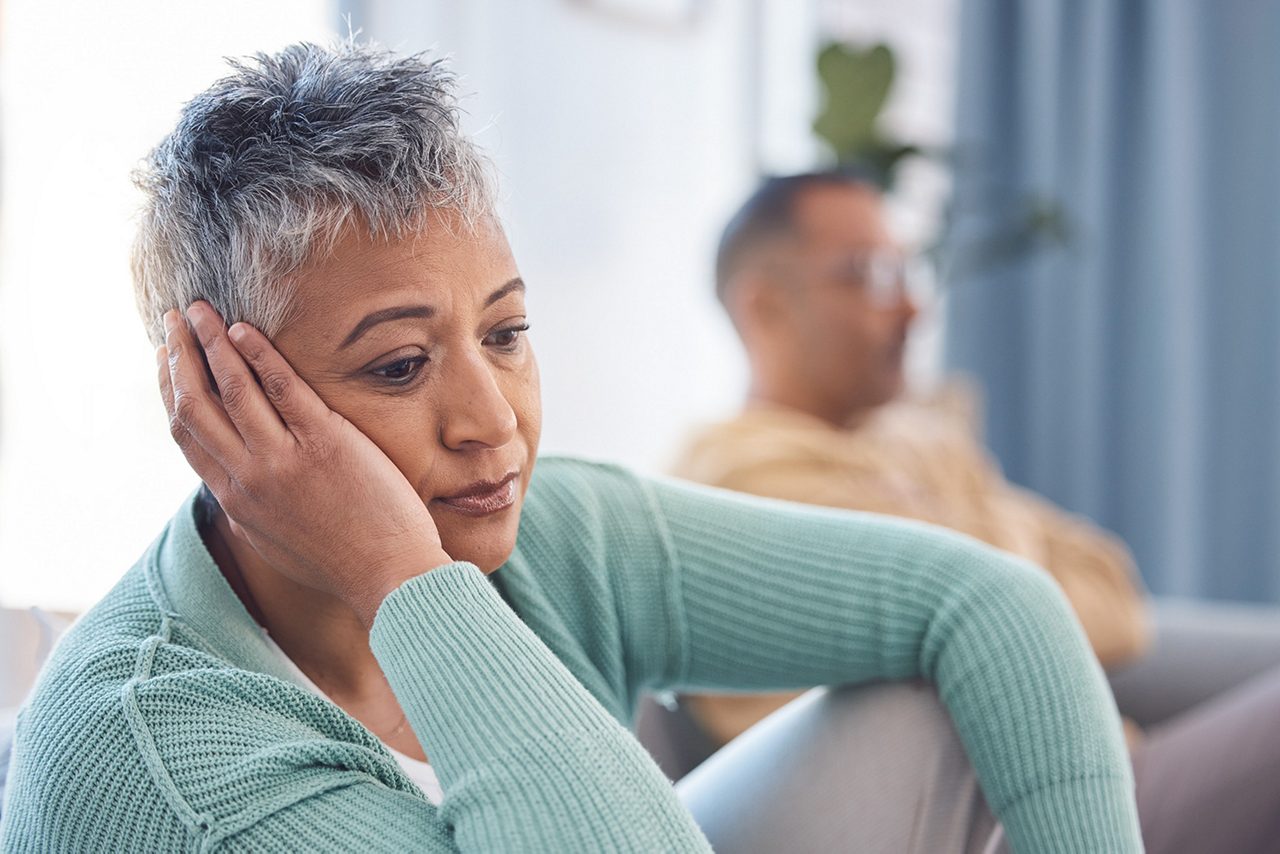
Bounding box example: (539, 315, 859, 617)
(716, 172, 921, 425)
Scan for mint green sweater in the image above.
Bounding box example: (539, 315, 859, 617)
(1, 458, 1140, 851)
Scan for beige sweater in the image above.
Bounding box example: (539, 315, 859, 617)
(670, 391, 1151, 747)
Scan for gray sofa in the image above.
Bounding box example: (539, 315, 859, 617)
(635, 598, 1280, 782)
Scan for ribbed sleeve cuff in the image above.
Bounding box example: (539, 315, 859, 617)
(999, 775, 1142, 853)
(369, 563, 613, 765)
(368, 563, 711, 852)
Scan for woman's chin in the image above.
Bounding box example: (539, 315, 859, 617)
(456, 546, 516, 574)
(430, 494, 524, 573)
(435, 523, 520, 574)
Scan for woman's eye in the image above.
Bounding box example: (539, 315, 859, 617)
(372, 356, 427, 385)
(485, 323, 530, 349)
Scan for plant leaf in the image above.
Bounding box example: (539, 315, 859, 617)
(813, 42, 896, 160)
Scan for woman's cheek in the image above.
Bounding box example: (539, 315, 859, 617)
(347, 396, 442, 489)
(514, 354, 543, 449)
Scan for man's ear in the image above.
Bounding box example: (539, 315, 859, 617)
(729, 268, 790, 333)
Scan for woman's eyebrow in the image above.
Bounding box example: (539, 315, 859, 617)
(339, 305, 435, 349)
(337, 279, 524, 350)
(486, 277, 525, 306)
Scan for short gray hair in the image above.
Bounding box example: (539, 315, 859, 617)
(132, 41, 494, 346)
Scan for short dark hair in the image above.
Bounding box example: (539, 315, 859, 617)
(714, 170, 875, 302)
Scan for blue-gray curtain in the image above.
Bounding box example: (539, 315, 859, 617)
(947, 1, 1280, 603)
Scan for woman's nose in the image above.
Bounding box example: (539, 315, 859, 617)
(439, 350, 518, 451)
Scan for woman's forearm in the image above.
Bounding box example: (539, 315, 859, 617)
(645, 476, 1143, 852)
(369, 563, 712, 853)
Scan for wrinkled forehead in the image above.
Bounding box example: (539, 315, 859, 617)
(275, 211, 517, 347)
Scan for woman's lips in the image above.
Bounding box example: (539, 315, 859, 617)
(434, 474, 518, 517)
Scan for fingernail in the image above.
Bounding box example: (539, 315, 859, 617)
(228, 323, 247, 344)
(155, 345, 167, 366)
(163, 311, 178, 334)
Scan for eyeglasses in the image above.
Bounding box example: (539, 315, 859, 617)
(813, 250, 936, 308)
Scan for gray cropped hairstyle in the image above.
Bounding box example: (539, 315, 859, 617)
(132, 41, 495, 346)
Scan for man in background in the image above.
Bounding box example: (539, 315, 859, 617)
(666, 172, 1280, 852)
(671, 172, 1151, 746)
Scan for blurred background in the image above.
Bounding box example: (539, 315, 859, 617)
(1, 0, 1277, 611)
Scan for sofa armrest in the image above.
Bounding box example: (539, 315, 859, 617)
(1109, 598, 1280, 728)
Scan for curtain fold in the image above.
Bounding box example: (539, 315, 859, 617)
(948, 0, 1280, 602)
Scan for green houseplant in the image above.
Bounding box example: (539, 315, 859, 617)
(812, 40, 1069, 281)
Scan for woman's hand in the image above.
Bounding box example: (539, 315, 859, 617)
(157, 301, 452, 627)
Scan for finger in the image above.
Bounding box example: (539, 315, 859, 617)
(157, 343, 231, 495)
(227, 321, 331, 441)
(185, 301, 287, 450)
(164, 309, 243, 464)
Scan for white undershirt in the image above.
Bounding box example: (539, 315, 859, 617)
(260, 632, 444, 805)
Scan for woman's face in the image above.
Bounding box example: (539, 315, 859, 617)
(270, 212, 541, 573)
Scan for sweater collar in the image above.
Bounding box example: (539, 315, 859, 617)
(143, 489, 301, 685)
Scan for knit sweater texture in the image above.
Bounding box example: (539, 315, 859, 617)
(0, 457, 1141, 851)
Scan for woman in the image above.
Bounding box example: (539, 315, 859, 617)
(0, 43, 1141, 851)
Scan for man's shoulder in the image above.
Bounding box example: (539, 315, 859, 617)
(672, 390, 987, 488)
(669, 408, 845, 487)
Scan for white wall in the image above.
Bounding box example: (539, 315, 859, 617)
(0, 1, 331, 610)
(342, 0, 962, 460)
(339, 0, 820, 472)
(0, 0, 960, 610)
